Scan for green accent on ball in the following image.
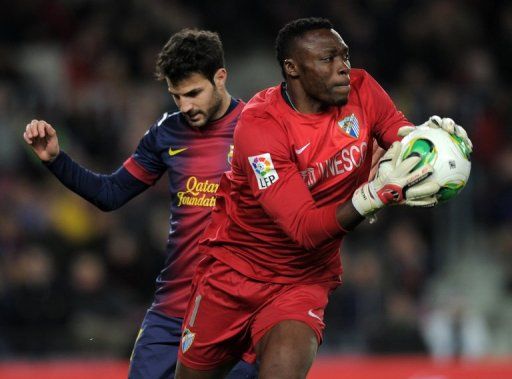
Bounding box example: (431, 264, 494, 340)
(402, 138, 437, 170)
(449, 134, 471, 161)
(438, 181, 465, 202)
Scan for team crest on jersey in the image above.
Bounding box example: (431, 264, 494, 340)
(227, 144, 234, 166)
(181, 328, 195, 353)
(338, 114, 360, 138)
(248, 153, 279, 189)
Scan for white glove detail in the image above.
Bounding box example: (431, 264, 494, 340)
(352, 141, 439, 217)
(398, 115, 473, 152)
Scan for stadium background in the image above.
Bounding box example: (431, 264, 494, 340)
(1, 0, 511, 377)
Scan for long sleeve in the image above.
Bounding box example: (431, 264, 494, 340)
(44, 151, 149, 211)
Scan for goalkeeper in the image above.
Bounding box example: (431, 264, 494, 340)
(174, 17, 472, 379)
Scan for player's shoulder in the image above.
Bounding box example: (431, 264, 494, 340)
(240, 85, 282, 120)
(237, 85, 280, 132)
(153, 110, 182, 129)
(348, 68, 389, 106)
(135, 111, 180, 147)
(213, 99, 246, 128)
(235, 85, 286, 139)
(349, 68, 377, 90)
(141, 110, 181, 137)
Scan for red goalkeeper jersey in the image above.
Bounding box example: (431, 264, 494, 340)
(199, 69, 412, 284)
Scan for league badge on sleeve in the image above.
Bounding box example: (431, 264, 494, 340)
(248, 153, 279, 189)
(338, 113, 360, 138)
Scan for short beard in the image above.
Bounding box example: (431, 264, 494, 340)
(204, 88, 223, 123)
(313, 91, 348, 110)
(332, 97, 349, 106)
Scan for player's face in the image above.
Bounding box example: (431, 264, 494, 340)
(292, 28, 351, 107)
(166, 71, 224, 128)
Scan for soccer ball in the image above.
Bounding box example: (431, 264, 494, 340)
(399, 126, 471, 202)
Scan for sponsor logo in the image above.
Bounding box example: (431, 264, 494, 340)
(168, 147, 188, 156)
(377, 186, 402, 203)
(300, 168, 317, 188)
(338, 114, 360, 138)
(176, 176, 219, 207)
(299, 142, 368, 188)
(248, 153, 279, 189)
(308, 309, 323, 322)
(295, 142, 311, 155)
(181, 328, 195, 354)
(227, 144, 234, 166)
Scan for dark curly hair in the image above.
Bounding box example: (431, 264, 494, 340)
(156, 29, 225, 84)
(275, 17, 334, 78)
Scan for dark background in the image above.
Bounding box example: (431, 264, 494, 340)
(0, 0, 511, 359)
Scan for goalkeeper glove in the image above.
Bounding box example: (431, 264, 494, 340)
(399, 115, 473, 153)
(352, 142, 440, 217)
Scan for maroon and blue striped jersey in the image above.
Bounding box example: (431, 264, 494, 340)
(124, 99, 244, 317)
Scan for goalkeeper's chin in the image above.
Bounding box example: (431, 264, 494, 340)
(329, 83, 350, 106)
(331, 96, 349, 107)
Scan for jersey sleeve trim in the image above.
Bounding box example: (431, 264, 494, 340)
(123, 156, 159, 185)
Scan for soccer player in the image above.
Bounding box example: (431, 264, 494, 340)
(23, 29, 257, 379)
(174, 18, 472, 378)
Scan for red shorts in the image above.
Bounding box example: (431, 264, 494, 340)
(178, 256, 339, 370)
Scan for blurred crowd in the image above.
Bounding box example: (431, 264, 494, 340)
(1, 0, 511, 360)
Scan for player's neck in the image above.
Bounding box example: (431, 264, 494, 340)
(211, 90, 232, 121)
(284, 81, 329, 114)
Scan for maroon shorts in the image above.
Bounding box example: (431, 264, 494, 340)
(178, 256, 339, 370)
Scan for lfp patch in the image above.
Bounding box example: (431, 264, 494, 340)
(248, 153, 279, 190)
(181, 328, 195, 353)
(338, 114, 360, 138)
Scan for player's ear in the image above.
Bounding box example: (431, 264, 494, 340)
(213, 68, 227, 88)
(284, 59, 299, 78)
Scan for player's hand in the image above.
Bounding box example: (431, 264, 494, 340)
(352, 142, 440, 217)
(23, 120, 60, 162)
(398, 115, 473, 153)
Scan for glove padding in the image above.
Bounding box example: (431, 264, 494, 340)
(398, 115, 473, 153)
(352, 142, 440, 217)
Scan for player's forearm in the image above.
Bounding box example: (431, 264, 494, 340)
(44, 151, 148, 211)
(294, 201, 363, 249)
(272, 201, 343, 251)
(283, 198, 365, 251)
